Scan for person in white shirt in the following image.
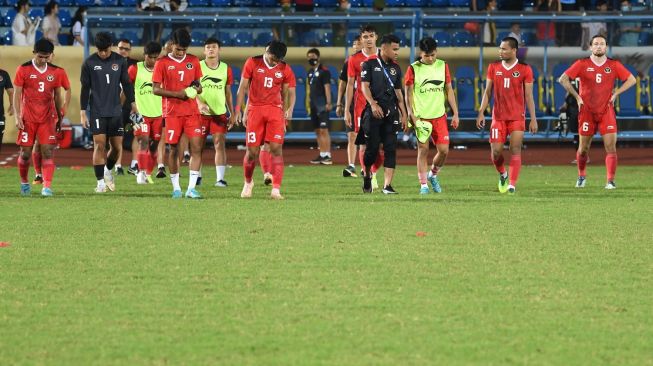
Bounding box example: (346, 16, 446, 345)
(12, 0, 40, 46)
(42, 1, 61, 45)
(71, 6, 87, 47)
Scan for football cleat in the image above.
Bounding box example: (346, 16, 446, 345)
(263, 172, 273, 186)
(104, 170, 115, 192)
(498, 173, 509, 193)
(94, 185, 107, 193)
(41, 187, 53, 197)
(20, 183, 31, 196)
(362, 176, 373, 193)
(382, 185, 397, 194)
(419, 186, 430, 195)
(182, 153, 190, 164)
(185, 188, 202, 199)
(136, 171, 147, 185)
(427, 171, 442, 193)
(605, 181, 617, 190)
(270, 188, 284, 200)
(115, 166, 125, 176)
(171, 189, 182, 198)
(310, 155, 323, 165)
(32, 175, 43, 185)
(215, 180, 228, 187)
(146, 175, 154, 184)
(342, 166, 357, 178)
(241, 181, 254, 198)
(508, 185, 516, 194)
(156, 166, 167, 178)
(575, 176, 586, 188)
(127, 164, 139, 175)
(371, 173, 379, 190)
(321, 156, 333, 165)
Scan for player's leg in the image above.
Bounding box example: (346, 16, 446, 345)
(32, 140, 43, 184)
(315, 112, 331, 164)
(92, 132, 108, 192)
(115, 143, 124, 175)
(416, 137, 430, 194)
(185, 115, 205, 198)
(106, 135, 123, 191)
(128, 138, 139, 175)
(213, 124, 227, 187)
(268, 142, 284, 200)
(179, 133, 190, 164)
(165, 117, 183, 197)
(361, 109, 379, 193)
(156, 119, 167, 178)
(16, 126, 34, 195)
(428, 117, 450, 193)
(507, 129, 525, 193)
(136, 133, 150, 184)
(381, 114, 398, 194)
(603, 132, 618, 189)
(266, 109, 287, 200)
(310, 110, 323, 164)
(242, 107, 264, 198)
(260, 143, 272, 185)
(39, 142, 56, 196)
(489, 120, 509, 193)
(0, 119, 4, 153)
(342, 130, 357, 177)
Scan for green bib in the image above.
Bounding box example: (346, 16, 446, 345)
(411, 59, 447, 119)
(199, 60, 229, 115)
(134, 62, 162, 118)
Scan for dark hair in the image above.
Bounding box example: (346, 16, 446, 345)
(171, 29, 191, 48)
(95, 32, 113, 50)
(44, 1, 57, 15)
(380, 34, 401, 46)
(15, 0, 29, 11)
(204, 37, 221, 47)
(71, 6, 86, 26)
(354, 34, 361, 42)
(144, 41, 162, 55)
(418, 36, 437, 53)
(307, 48, 320, 57)
(267, 40, 287, 60)
(590, 34, 608, 45)
(359, 24, 376, 35)
(501, 36, 519, 50)
(34, 38, 55, 54)
(118, 38, 131, 46)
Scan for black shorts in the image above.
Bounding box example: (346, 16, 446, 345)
(0, 119, 5, 134)
(90, 115, 124, 137)
(310, 110, 330, 129)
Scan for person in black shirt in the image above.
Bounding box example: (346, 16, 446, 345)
(360, 34, 407, 194)
(0, 68, 14, 153)
(80, 32, 136, 193)
(306, 48, 333, 165)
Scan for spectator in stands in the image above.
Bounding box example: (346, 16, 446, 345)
(581, 0, 608, 50)
(559, 0, 581, 46)
(12, 0, 40, 46)
(140, 0, 187, 11)
(536, 0, 560, 46)
(470, 0, 487, 11)
(331, 0, 351, 47)
(508, 23, 523, 45)
(618, 0, 641, 46)
(168, 0, 190, 34)
(42, 1, 61, 45)
(482, 0, 497, 46)
(71, 6, 87, 47)
(141, 0, 164, 44)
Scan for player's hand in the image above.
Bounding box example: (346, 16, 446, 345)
(284, 109, 293, 124)
(371, 102, 384, 119)
(401, 115, 409, 133)
(177, 90, 189, 100)
(15, 116, 24, 130)
(7, 105, 14, 116)
(228, 114, 237, 130)
(576, 96, 584, 109)
(451, 114, 460, 130)
(241, 110, 248, 128)
(609, 93, 617, 105)
(55, 119, 61, 133)
(198, 103, 210, 115)
(407, 111, 417, 129)
(80, 112, 89, 129)
(344, 110, 352, 128)
(336, 104, 343, 117)
(529, 119, 538, 134)
(325, 103, 332, 112)
(475, 113, 486, 129)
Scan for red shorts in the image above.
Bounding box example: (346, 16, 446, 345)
(16, 121, 56, 147)
(423, 115, 450, 145)
(489, 120, 525, 143)
(164, 115, 202, 144)
(134, 116, 163, 141)
(578, 106, 617, 136)
(246, 105, 285, 146)
(353, 100, 366, 133)
(200, 114, 228, 137)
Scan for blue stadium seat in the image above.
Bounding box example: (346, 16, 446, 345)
(434, 31, 452, 47)
(58, 33, 72, 46)
(211, 0, 232, 5)
(3, 9, 16, 27)
(617, 64, 640, 117)
(291, 64, 308, 118)
(449, 0, 470, 6)
(346, 31, 359, 44)
(233, 0, 254, 6)
(58, 9, 72, 27)
(319, 32, 333, 47)
(429, 0, 449, 6)
(120, 30, 140, 46)
(188, 0, 210, 5)
(217, 31, 233, 46)
(120, 0, 139, 5)
(638, 31, 650, 46)
(362, 0, 373, 6)
(454, 66, 478, 118)
(551, 62, 570, 111)
(327, 65, 340, 118)
(452, 31, 477, 47)
(76, 0, 96, 6)
(234, 31, 253, 47)
(230, 65, 241, 103)
(315, 0, 337, 8)
(255, 31, 274, 47)
(29, 9, 44, 21)
(395, 31, 408, 47)
(642, 66, 653, 114)
(496, 31, 509, 46)
(387, 0, 404, 6)
(31, 0, 49, 6)
(521, 31, 536, 46)
(191, 31, 209, 46)
(59, 0, 76, 5)
(97, 0, 119, 5)
(530, 66, 546, 116)
(3, 30, 12, 45)
(405, 0, 425, 5)
(350, 0, 363, 6)
(299, 30, 320, 46)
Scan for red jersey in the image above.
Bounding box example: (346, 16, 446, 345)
(347, 49, 378, 109)
(14, 61, 67, 124)
(242, 56, 296, 108)
(152, 53, 202, 117)
(487, 61, 534, 121)
(564, 57, 632, 114)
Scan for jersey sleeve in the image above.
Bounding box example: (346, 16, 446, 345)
(361, 61, 372, 83)
(226, 65, 233, 86)
(59, 69, 71, 89)
(284, 66, 296, 87)
(615, 62, 633, 82)
(347, 56, 357, 78)
(339, 61, 348, 82)
(486, 63, 494, 80)
(128, 64, 137, 83)
(320, 67, 331, 85)
(404, 65, 414, 86)
(524, 65, 534, 83)
(152, 59, 164, 84)
(564, 60, 582, 79)
(13, 66, 24, 87)
(445, 64, 452, 84)
(2, 70, 13, 89)
(242, 58, 254, 80)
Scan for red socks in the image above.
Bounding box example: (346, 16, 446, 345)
(371, 151, 384, 174)
(577, 152, 588, 177)
(271, 155, 284, 189)
(137, 151, 148, 174)
(259, 149, 272, 174)
(243, 155, 256, 183)
(509, 155, 522, 186)
(32, 150, 42, 175)
(42, 158, 55, 188)
(18, 156, 30, 184)
(606, 153, 617, 181)
(492, 154, 506, 174)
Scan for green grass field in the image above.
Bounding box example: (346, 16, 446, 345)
(1, 165, 652, 365)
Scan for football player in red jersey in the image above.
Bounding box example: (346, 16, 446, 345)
(13, 39, 66, 197)
(152, 29, 204, 199)
(476, 37, 538, 194)
(235, 40, 296, 200)
(559, 34, 636, 190)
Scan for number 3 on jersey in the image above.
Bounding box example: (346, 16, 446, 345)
(264, 77, 273, 88)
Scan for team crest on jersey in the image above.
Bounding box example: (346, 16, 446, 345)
(389, 68, 397, 76)
(47, 74, 54, 82)
(186, 63, 194, 70)
(275, 71, 283, 78)
(604, 67, 612, 74)
(512, 71, 520, 77)
(112, 64, 119, 71)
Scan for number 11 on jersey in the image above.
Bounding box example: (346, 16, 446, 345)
(503, 78, 510, 89)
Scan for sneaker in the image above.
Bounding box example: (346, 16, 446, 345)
(498, 173, 509, 193)
(605, 181, 617, 190)
(575, 176, 586, 188)
(156, 166, 167, 178)
(241, 181, 254, 198)
(427, 171, 442, 193)
(310, 155, 323, 164)
(146, 175, 154, 184)
(182, 153, 190, 164)
(32, 175, 43, 185)
(419, 186, 430, 195)
(20, 183, 31, 196)
(342, 166, 357, 177)
(508, 185, 516, 194)
(362, 175, 373, 193)
(115, 166, 125, 176)
(320, 156, 333, 165)
(382, 185, 397, 194)
(136, 171, 147, 185)
(270, 188, 284, 200)
(171, 189, 182, 198)
(94, 184, 107, 193)
(41, 187, 53, 197)
(128, 164, 139, 175)
(83, 142, 94, 150)
(185, 188, 202, 199)
(104, 170, 115, 191)
(263, 172, 273, 186)
(215, 180, 228, 187)
(371, 173, 379, 190)
(196, 176, 202, 186)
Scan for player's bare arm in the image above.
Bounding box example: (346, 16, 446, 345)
(344, 76, 355, 127)
(324, 83, 332, 112)
(62, 87, 71, 117)
(6, 87, 14, 116)
(235, 77, 251, 126)
(54, 86, 64, 131)
(476, 79, 493, 129)
(336, 79, 346, 117)
(225, 82, 235, 129)
(558, 73, 583, 108)
(610, 74, 637, 104)
(283, 84, 295, 124)
(525, 82, 538, 134)
(395, 88, 408, 131)
(361, 81, 383, 119)
(13, 86, 23, 129)
(446, 82, 460, 129)
(152, 82, 188, 100)
(404, 84, 417, 128)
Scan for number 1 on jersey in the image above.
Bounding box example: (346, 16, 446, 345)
(264, 77, 273, 88)
(105, 74, 110, 84)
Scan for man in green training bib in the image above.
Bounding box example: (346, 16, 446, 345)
(197, 37, 235, 187)
(128, 41, 163, 185)
(404, 37, 459, 194)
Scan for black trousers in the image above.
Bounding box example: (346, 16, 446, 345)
(361, 105, 399, 171)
